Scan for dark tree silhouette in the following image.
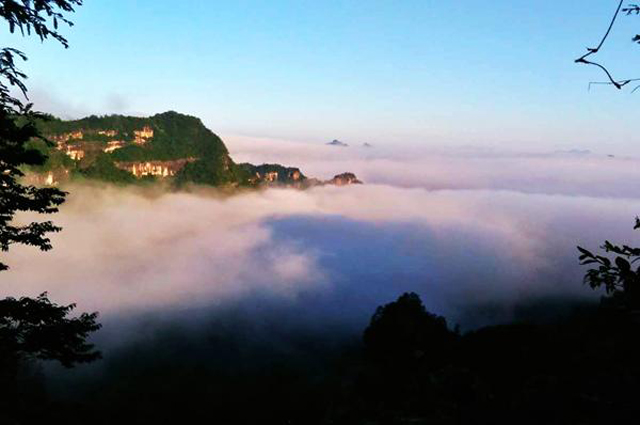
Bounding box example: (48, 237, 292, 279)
(0, 293, 100, 365)
(1, 0, 83, 270)
(0, 293, 100, 425)
(363, 292, 457, 366)
(578, 218, 640, 310)
(0, 110, 67, 271)
(0, 2, 99, 415)
(0, 293, 100, 388)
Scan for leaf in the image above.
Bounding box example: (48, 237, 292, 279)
(580, 259, 599, 265)
(615, 257, 631, 272)
(577, 246, 594, 257)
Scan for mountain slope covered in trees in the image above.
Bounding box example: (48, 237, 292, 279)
(28, 111, 360, 189)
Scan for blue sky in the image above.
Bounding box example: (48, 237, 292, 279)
(6, 0, 640, 153)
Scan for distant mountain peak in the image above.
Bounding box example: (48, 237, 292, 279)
(327, 139, 348, 147)
(327, 172, 362, 186)
(362, 142, 373, 148)
(554, 149, 592, 156)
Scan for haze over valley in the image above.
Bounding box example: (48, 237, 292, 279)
(5, 130, 639, 329)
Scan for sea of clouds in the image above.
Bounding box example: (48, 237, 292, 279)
(3, 137, 640, 343)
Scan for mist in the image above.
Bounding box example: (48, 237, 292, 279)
(4, 141, 640, 336)
(226, 135, 640, 198)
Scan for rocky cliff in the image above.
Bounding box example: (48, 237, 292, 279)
(239, 165, 363, 188)
(239, 163, 307, 187)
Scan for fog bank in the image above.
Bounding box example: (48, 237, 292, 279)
(226, 135, 640, 198)
(3, 138, 640, 343)
(3, 186, 638, 333)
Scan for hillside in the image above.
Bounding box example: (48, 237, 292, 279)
(27, 111, 361, 189)
(27, 111, 244, 185)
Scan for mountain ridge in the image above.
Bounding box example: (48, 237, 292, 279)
(28, 111, 362, 189)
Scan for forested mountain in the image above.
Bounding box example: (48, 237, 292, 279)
(27, 111, 361, 189)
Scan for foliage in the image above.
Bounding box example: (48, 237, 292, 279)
(0, 0, 82, 45)
(0, 292, 101, 367)
(239, 163, 307, 185)
(0, 0, 82, 110)
(41, 114, 149, 136)
(0, 47, 28, 110)
(578, 218, 640, 309)
(79, 152, 136, 184)
(0, 0, 100, 409)
(0, 291, 100, 425)
(0, 0, 82, 270)
(0, 109, 66, 271)
(33, 110, 312, 188)
(174, 157, 249, 187)
(147, 110, 228, 160)
(363, 292, 456, 365)
(24, 137, 75, 171)
(39, 111, 230, 162)
(36, 111, 247, 186)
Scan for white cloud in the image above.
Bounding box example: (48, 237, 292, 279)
(3, 138, 640, 330)
(224, 134, 640, 198)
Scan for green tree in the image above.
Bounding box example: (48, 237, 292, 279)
(0, 109, 66, 271)
(1, 0, 84, 270)
(0, 2, 100, 416)
(80, 152, 137, 184)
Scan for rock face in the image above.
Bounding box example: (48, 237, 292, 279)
(115, 158, 197, 178)
(63, 143, 86, 160)
(133, 126, 154, 144)
(326, 139, 348, 147)
(51, 130, 83, 143)
(104, 140, 125, 153)
(326, 172, 363, 186)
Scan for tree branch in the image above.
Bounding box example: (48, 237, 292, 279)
(588, 78, 640, 91)
(575, 0, 632, 90)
